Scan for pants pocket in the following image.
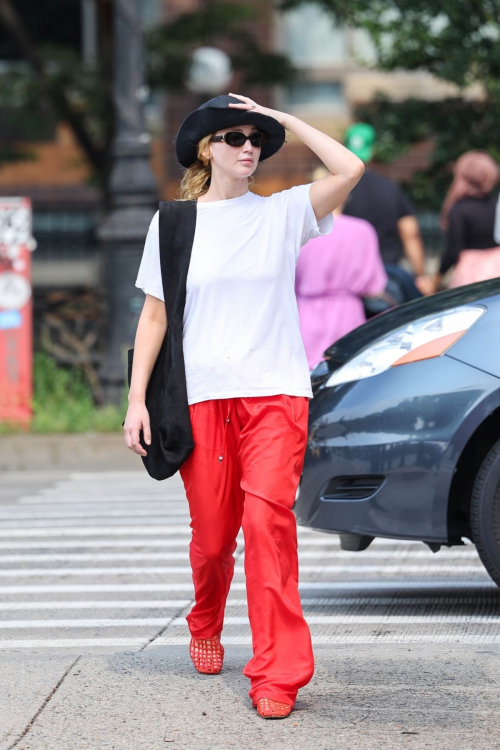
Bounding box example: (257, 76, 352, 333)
(284, 395, 297, 423)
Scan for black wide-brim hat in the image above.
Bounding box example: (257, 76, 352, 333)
(175, 95, 286, 169)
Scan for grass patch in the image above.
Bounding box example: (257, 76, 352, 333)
(0, 352, 127, 434)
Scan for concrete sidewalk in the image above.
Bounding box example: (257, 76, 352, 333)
(2, 644, 499, 749)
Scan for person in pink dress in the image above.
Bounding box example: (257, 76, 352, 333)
(295, 198, 387, 370)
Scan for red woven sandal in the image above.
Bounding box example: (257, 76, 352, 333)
(189, 634, 224, 674)
(254, 698, 293, 719)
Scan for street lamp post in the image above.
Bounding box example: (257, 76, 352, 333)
(97, 0, 158, 404)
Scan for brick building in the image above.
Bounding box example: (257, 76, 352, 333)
(0, 0, 474, 290)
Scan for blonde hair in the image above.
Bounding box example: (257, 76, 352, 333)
(178, 132, 255, 201)
(179, 134, 213, 201)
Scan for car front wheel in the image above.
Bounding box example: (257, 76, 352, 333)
(471, 438, 500, 587)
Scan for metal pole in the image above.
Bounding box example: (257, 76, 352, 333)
(81, 0, 97, 63)
(97, 0, 158, 404)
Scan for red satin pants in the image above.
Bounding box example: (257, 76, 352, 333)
(179, 395, 314, 706)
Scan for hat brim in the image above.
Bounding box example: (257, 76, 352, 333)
(175, 107, 286, 168)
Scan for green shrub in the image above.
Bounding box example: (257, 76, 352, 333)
(0, 352, 126, 434)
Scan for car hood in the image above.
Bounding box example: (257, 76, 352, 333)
(324, 278, 500, 365)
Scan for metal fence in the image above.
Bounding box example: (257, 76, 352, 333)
(33, 211, 100, 264)
(31, 208, 444, 284)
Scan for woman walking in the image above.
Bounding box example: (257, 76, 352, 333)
(124, 93, 364, 719)
(419, 150, 500, 294)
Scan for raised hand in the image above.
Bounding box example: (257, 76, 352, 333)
(227, 93, 289, 128)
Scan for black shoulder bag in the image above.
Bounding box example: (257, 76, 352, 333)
(126, 199, 197, 480)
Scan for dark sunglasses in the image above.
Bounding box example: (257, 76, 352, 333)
(211, 131, 269, 148)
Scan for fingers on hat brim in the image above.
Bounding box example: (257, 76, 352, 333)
(175, 108, 286, 168)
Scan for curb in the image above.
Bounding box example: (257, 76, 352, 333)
(0, 433, 143, 472)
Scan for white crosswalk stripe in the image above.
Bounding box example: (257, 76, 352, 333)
(0, 471, 497, 653)
(0, 549, 480, 563)
(0, 564, 487, 576)
(0, 639, 147, 649)
(0, 526, 193, 537)
(0, 537, 419, 550)
(1, 600, 191, 610)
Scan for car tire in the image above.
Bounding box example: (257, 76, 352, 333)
(470, 438, 500, 587)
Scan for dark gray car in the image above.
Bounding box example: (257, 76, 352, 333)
(295, 278, 500, 587)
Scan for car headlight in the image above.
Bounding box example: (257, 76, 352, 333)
(326, 305, 485, 388)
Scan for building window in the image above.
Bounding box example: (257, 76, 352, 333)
(279, 3, 348, 67)
(285, 81, 344, 108)
(141, 0, 162, 28)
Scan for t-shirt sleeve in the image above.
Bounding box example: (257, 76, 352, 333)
(135, 211, 164, 302)
(272, 183, 334, 261)
(396, 186, 414, 219)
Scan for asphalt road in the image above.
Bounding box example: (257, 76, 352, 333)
(0, 469, 499, 749)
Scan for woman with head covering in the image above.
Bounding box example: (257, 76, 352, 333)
(418, 150, 500, 294)
(123, 93, 364, 719)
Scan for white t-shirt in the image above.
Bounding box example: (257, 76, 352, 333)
(136, 184, 333, 405)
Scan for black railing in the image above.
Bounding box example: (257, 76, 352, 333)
(32, 211, 100, 263)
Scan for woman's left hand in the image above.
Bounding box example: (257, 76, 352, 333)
(228, 93, 289, 128)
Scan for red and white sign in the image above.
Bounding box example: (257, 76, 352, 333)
(0, 197, 35, 426)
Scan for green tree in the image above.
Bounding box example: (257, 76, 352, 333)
(279, 0, 500, 207)
(0, 0, 295, 188)
(279, 0, 500, 91)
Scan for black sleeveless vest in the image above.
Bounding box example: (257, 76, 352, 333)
(127, 200, 197, 480)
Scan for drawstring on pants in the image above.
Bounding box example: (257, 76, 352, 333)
(218, 404, 231, 462)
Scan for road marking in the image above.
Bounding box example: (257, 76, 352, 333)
(0, 471, 494, 656)
(297, 580, 493, 590)
(2, 633, 500, 649)
(0, 639, 147, 649)
(0, 519, 190, 529)
(0, 526, 193, 537)
(0, 550, 480, 563)
(0, 565, 486, 577)
(14, 498, 187, 506)
(0, 538, 428, 550)
(0, 539, 194, 550)
(169, 612, 500, 627)
(226, 596, 500, 606)
(2, 596, 499, 611)
(0, 580, 493, 594)
(18, 499, 188, 506)
(0, 510, 191, 520)
(0, 566, 198, 576)
(2, 614, 500, 629)
(310, 634, 500, 643)
(298, 565, 484, 574)
(296, 539, 433, 546)
(0, 553, 192, 562)
(295, 550, 480, 559)
(153, 634, 500, 645)
(0, 524, 438, 541)
(0, 583, 200, 593)
(0, 618, 177, 628)
(171, 614, 500, 626)
(0, 600, 191, 610)
(35, 494, 186, 501)
(297, 595, 500, 606)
